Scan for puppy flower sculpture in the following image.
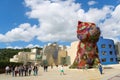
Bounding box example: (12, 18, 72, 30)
(71, 21, 101, 69)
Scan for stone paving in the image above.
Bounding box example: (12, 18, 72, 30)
(0, 64, 120, 80)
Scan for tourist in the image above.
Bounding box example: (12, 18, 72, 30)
(98, 63, 103, 75)
(43, 64, 48, 72)
(28, 65, 32, 76)
(8, 65, 12, 74)
(14, 66, 19, 76)
(33, 65, 38, 76)
(60, 65, 65, 75)
(24, 65, 28, 76)
(5, 65, 10, 75)
(18, 65, 24, 76)
(11, 65, 15, 77)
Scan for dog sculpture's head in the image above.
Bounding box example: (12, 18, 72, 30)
(77, 21, 100, 42)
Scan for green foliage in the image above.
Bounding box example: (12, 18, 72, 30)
(0, 61, 23, 68)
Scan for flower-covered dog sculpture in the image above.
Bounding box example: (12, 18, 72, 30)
(72, 21, 101, 68)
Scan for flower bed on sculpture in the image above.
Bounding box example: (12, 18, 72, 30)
(70, 21, 101, 69)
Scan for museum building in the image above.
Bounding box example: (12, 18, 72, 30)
(97, 37, 118, 65)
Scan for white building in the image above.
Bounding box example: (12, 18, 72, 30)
(10, 48, 42, 64)
(67, 41, 79, 65)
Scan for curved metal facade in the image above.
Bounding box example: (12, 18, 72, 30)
(97, 37, 118, 65)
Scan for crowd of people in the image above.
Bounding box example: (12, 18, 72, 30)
(5, 64, 103, 78)
(5, 65, 38, 77)
(5, 64, 66, 77)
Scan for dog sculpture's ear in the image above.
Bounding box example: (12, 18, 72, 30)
(78, 21, 82, 25)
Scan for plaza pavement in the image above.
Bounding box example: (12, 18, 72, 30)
(0, 64, 120, 80)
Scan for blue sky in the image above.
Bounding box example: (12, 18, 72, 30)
(0, 0, 120, 48)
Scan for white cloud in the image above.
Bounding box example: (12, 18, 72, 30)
(0, 23, 38, 42)
(25, 44, 34, 48)
(99, 5, 120, 43)
(25, 0, 117, 42)
(76, 6, 114, 23)
(88, 0, 97, 6)
(26, 0, 119, 43)
(25, 0, 81, 42)
(6, 46, 22, 49)
(6, 44, 41, 49)
(0, 0, 120, 44)
(25, 44, 40, 48)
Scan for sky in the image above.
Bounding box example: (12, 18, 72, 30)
(0, 0, 120, 49)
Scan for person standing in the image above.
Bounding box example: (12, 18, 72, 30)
(44, 65, 48, 72)
(24, 65, 28, 76)
(98, 63, 103, 75)
(14, 66, 19, 76)
(60, 65, 65, 75)
(43, 65, 46, 72)
(5, 66, 10, 75)
(19, 65, 24, 76)
(33, 65, 38, 76)
(11, 65, 15, 77)
(28, 65, 32, 76)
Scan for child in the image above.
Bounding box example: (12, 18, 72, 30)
(60, 65, 65, 75)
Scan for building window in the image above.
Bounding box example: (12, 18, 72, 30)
(102, 51, 106, 55)
(110, 51, 113, 55)
(101, 44, 106, 48)
(110, 58, 113, 62)
(101, 58, 106, 62)
(109, 44, 112, 48)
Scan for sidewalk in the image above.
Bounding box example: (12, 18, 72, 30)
(0, 64, 120, 80)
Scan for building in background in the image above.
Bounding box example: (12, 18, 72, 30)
(58, 45, 70, 66)
(10, 43, 71, 66)
(10, 48, 42, 65)
(97, 37, 118, 65)
(67, 41, 79, 65)
(10, 37, 118, 66)
(42, 42, 70, 66)
(115, 42, 120, 61)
